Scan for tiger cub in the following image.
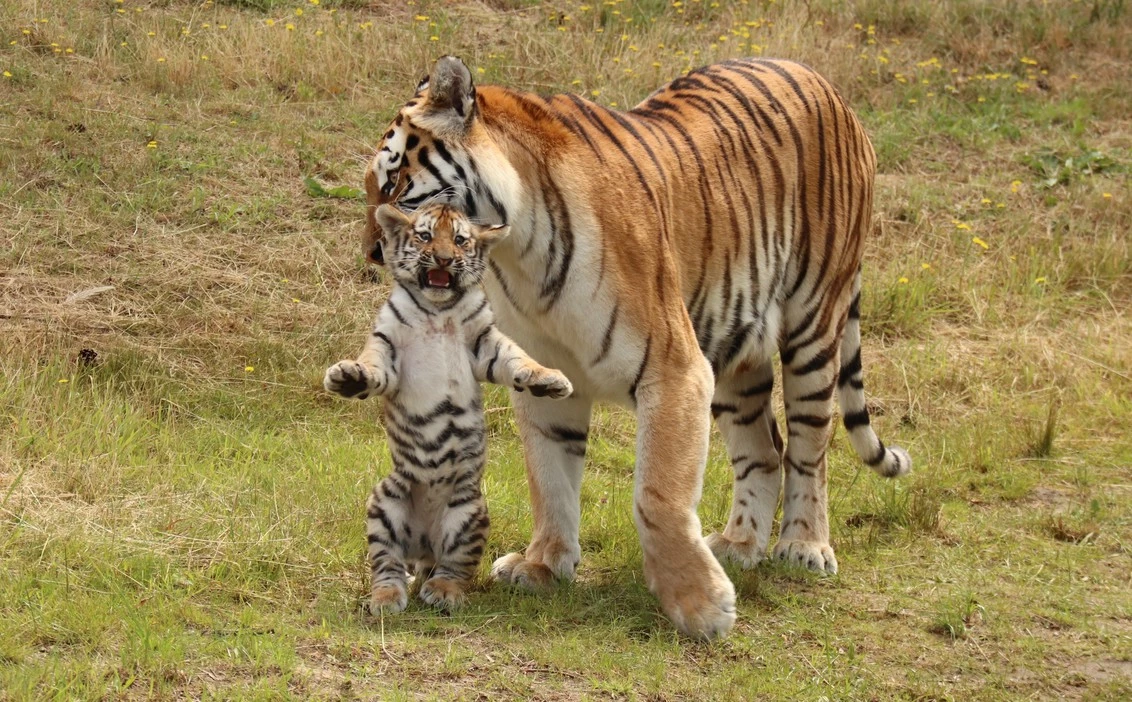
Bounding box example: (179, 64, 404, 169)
(324, 203, 573, 612)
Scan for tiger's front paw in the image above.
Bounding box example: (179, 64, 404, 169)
(513, 366, 572, 399)
(324, 360, 382, 399)
(645, 546, 737, 641)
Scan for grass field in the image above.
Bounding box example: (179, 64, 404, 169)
(2, 0, 1130, 699)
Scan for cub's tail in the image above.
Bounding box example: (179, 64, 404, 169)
(837, 269, 912, 478)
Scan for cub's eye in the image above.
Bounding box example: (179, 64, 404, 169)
(453, 235, 468, 246)
(417, 231, 432, 243)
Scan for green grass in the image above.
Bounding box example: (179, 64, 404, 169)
(2, 0, 1130, 699)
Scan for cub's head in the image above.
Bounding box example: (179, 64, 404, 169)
(363, 55, 512, 266)
(376, 203, 509, 306)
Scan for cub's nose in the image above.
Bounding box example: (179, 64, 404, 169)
(435, 257, 453, 268)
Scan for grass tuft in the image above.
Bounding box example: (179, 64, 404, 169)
(929, 592, 985, 641)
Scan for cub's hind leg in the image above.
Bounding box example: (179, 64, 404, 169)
(365, 479, 412, 613)
(421, 486, 489, 610)
(706, 362, 784, 568)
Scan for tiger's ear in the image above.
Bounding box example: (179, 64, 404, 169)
(422, 56, 476, 135)
(473, 223, 510, 248)
(376, 204, 412, 242)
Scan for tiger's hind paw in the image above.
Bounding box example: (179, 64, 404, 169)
(706, 532, 767, 569)
(773, 540, 838, 575)
(367, 583, 408, 614)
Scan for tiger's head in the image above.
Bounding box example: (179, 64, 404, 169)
(363, 56, 517, 266)
(376, 203, 509, 306)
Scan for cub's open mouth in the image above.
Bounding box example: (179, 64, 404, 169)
(424, 269, 452, 289)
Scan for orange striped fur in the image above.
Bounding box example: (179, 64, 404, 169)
(359, 56, 911, 639)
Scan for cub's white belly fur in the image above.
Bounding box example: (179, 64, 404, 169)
(394, 319, 480, 413)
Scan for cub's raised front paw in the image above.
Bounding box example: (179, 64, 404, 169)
(324, 360, 381, 399)
(514, 366, 573, 399)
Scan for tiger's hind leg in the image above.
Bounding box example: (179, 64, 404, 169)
(421, 489, 489, 610)
(706, 361, 784, 568)
(773, 313, 843, 574)
(365, 480, 411, 612)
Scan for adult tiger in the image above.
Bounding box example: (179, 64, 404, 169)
(361, 56, 911, 639)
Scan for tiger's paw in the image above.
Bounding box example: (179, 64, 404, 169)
(324, 360, 382, 400)
(367, 583, 408, 614)
(419, 577, 468, 610)
(706, 532, 767, 569)
(513, 366, 572, 400)
(491, 545, 577, 590)
(773, 539, 838, 575)
(646, 549, 736, 641)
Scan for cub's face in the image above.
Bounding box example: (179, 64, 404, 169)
(376, 204, 508, 306)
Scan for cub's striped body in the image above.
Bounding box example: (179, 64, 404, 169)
(361, 57, 910, 637)
(325, 203, 572, 612)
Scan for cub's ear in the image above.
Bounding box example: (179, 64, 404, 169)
(473, 223, 510, 248)
(422, 56, 476, 135)
(376, 204, 412, 241)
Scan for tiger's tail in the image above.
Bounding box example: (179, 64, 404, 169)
(837, 269, 912, 478)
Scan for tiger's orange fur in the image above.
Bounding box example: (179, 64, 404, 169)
(358, 56, 911, 639)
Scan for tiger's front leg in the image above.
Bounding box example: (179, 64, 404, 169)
(633, 354, 737, 640)
(324, 328, 398, 400)
(472, 325, 573, 399)
(491, 391, 592, 588)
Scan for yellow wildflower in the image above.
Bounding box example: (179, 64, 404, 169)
(1102, 192, 1112, 199)
(921, 263, 932, 270)
(146, 140, 158, 148)
(972, 237, 989, 250)
(1034, 277, 1047, 284)
(898, 276, 909, 284)
(245, 366, 255, 373)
